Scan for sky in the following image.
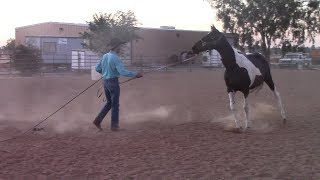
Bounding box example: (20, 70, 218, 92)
(0, 0, 220, 46)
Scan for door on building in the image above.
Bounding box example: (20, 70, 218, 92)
(71, 50, 85, 69)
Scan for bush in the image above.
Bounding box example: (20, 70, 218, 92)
(12, 45, 42, 76)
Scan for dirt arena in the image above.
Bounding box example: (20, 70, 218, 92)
(0, 68, 319, 179)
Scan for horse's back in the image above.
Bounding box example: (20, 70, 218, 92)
(246, 52, 270, 76)
(246, 52, 276, 90)
(246, 52, 268, 64)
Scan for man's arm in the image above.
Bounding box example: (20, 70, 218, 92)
(95, 58, 103, 74)
(115, 58, 137, 77)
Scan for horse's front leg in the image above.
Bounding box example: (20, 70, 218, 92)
(228, 92, 241, 129)
(243, 93, 250, 129)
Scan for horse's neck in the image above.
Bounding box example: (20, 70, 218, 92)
(215, 39, 238, 70)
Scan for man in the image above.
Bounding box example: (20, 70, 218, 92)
(93, 38, 143, 131)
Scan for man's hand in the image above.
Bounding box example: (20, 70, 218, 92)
(136, 72, 143, 78)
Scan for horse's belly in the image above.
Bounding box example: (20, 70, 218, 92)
(250, 75, 264, 89)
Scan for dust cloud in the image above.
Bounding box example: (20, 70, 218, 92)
(122, 106, 172, 123)
(213, 102, 277, 132)
(0, 76, 193, 134)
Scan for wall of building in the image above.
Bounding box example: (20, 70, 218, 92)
(131, 28, 208, 64)
(39, 37, 84, 64)
(16, 22, 88, 65)
(15, 22, 88, 45)
(311, 49, 320, 64)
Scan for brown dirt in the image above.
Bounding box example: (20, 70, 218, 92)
(0, 68, 319, 179)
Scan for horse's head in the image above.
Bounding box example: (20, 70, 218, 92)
(192, 25, 224, 54)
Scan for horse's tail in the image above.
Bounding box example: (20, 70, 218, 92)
(254, 52, 274, 90)
(251, 52, 267, 61)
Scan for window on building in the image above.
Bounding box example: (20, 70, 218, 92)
(25, 37, 40, 48)
(42, 42, 56, 53)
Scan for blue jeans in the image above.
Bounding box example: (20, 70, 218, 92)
(95, 78, 120, 128)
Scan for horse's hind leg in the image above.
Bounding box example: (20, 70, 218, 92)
(243, 92, 250, 129)
(273, 87, 286, 123)
(264, 74, 287, 123)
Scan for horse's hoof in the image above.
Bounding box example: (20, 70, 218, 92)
(283, 119, 287, 124)
(224, 127, 243, 133)
(233, 127, 243, 133)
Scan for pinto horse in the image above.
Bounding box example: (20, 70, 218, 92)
(192, 26, 286, 132)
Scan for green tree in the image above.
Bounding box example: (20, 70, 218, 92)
(2, 39, 16, 52)
(81, 11, 140, 54)
(207, 0, 320, 61)
(13, 44, 42, 76)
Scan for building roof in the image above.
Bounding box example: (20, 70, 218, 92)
(137, 26, 209, 33)
(15, 22, 237, 40)
(16, 22, 209, 33)
(15, 22, 88, 29)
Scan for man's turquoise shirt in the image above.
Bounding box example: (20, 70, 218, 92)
(96, 51, 137, 78)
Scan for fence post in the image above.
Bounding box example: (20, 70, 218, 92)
(188, 57, 192, 72)
(39, 56, 43, 77)
(165, 55, 168, 72)
(140, 55, 143, 72)
(52, 54, 55, 74)
(9, 55, 12, 76)
(78, 52, 80, 74)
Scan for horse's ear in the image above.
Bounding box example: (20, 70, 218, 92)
(211, 25, 221, 33)
(211, 25, 217, 31)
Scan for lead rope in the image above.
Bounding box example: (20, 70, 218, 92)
(97, 55, 198, 101)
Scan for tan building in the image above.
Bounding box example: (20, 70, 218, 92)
(15, 22, 88, 46)
(311, 48, 320, 64)
(15, 22, 237, 67)
(130, 27, 237, 65)
(132, 28, 205, 64)
(16, 22, 89, 67)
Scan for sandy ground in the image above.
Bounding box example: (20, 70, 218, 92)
(0, 68, 319, 179)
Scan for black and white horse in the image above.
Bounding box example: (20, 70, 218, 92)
(192, 26, 286, 132)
